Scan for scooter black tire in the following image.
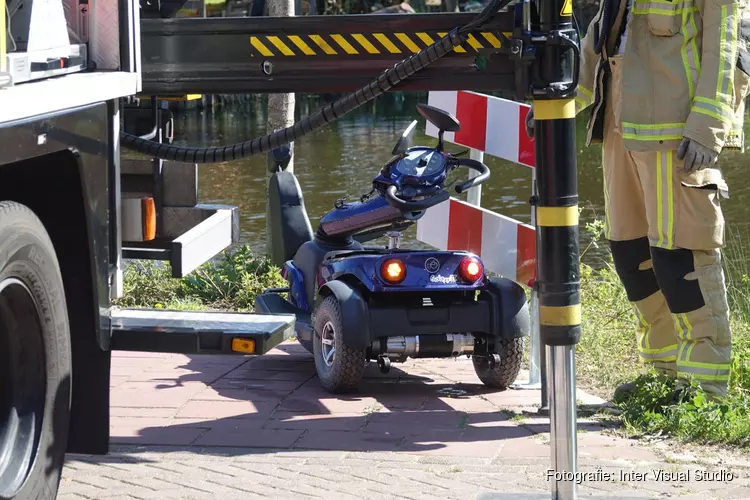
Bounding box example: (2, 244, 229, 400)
(472, 337, 524, 389)
(312, 295, 366, 393)
(0, 201, 71, 500)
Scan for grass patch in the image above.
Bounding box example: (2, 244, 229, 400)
(576, 213, 750, 449)
(114, 245, 286, 311)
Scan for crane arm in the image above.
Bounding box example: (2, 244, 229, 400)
(139, 12, 518, 96)
(125, 1, 580, 163)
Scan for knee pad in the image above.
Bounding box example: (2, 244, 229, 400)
(610, 237, 660, 302)
(650, 247, 705, 314)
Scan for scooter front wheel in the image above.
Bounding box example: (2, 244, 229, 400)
(312, 295, 367, 393)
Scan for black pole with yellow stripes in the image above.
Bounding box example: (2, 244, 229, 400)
(528, 0, 581, 497)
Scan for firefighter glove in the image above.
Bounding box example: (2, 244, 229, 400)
(525, 107, 534, 138)
(677, 137, 718, 173)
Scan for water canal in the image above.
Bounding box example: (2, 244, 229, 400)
(171, 93, 750, 266)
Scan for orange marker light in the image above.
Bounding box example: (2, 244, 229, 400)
(458, 256, 483, 283)
(381, 258, 406, 284)
(142, 197, 156, 241)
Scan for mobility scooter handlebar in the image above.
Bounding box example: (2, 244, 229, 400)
(383, 155, 490, 212)
(454, 157, 490, 194)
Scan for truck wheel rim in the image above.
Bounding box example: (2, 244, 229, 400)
(0, 278, 47, 498)
(320, 321, 336, 368)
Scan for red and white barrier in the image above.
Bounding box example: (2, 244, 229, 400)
(416, 90, 542, 389)
(425, 90, 535, 168)
(416, 198, 536, 287)
(417, 90, 537, 286)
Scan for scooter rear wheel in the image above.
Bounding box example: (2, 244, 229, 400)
(312, 295, 366, 393)
(472, 337, 524, 389)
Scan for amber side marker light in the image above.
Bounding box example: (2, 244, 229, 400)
(458, 256, 483, 283)
(232, 338, 256, 354)
(142, 197, 156, 241)
(381, 258, 406, 284)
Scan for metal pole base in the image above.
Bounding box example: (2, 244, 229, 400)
(534, 405, 550, 417)
(548, 344, 577, 500)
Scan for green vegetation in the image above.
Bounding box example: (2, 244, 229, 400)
(114, 245, 286, 312)
(577, 213, 750, 449)
(117, 219, 750, 449)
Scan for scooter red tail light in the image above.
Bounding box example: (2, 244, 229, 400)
(458, 256, 483, 283)
(381, 258, 407, 284)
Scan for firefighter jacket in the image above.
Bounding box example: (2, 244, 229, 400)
(574, 0, 750, 156)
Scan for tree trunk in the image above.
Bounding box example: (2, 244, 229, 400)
(444, 0, 459, 12)
(265, 0, 296, 257)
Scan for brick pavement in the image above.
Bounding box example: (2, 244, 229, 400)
(59, 341, 750, 500)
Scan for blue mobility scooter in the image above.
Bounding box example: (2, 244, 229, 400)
(255, 103, 530, 393)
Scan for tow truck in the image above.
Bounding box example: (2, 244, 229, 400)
(0, 1, 583, 499)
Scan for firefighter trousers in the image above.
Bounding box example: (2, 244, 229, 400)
(601, 55, 732, 398)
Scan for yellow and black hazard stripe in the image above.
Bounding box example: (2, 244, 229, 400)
(535, 203, 582, 344)
(248, 31, 509, 57)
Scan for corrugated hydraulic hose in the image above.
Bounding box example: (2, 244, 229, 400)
(120, 0, 511, 163)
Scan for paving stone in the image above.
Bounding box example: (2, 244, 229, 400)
(122, 370, 234, 385)
(398, 430, 505, 457)
(222, 368, 314, 381)
(398, 374, 454, 385)
(110, 382, 208, 408)
(110, 419, 207, 446)
(112, 350, 179, 359)
(422, 395, 501, 412)
(264, 411, 368, 431)
(366, 409, 466, 430)
(495, 436, 551, 458)
(174, 400, 278, 420)
(67, 474, 158, 498)
(210, 378, 304, 391)
(192, 426, 303, 448)
(580, 443, 662, 462)
(57, 479, 111, 499)
(464, 411, 516, 428)
(482, 390, 545, 407)
(57, 494, 91, 500)
(521, 418, 609, 434)
(110, 407, 178, 419)
(190, 386, 289, 402)
(109, 376, 132, 388)
(293, 430, 404, 452)
(278, 390, 382, 414)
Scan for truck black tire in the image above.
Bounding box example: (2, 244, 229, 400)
(0, 201, 71, 500)
(312, 295, 366, 393)
(472, 337, 524, 389)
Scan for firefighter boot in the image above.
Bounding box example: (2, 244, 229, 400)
(651, 247, 732, 399)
